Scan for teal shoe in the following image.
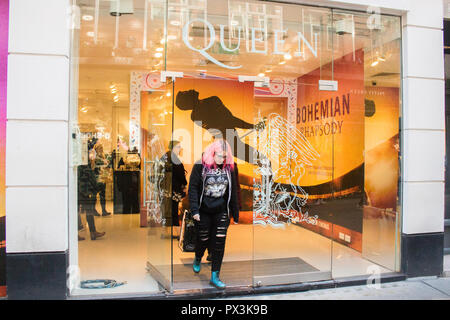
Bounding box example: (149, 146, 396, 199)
(210, 271, 226, 290)
(193, 257, 201, 273)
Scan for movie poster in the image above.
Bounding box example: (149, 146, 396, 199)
(296, 50, 366, 251)
(0, 0, 9, 298)
(140, 77, 256, 224)
(139, 64, 400, 253)
(172, 78, 256, 223)
(363, 86, 400, 212)
(293, 49, 400, 252)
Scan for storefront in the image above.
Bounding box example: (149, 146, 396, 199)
(2, 0, 446, 299)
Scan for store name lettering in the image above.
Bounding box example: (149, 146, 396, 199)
(182, 18, 318, 70)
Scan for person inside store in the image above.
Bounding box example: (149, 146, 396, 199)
(161, 140, 187, 239)
(78, 140, 106, 241)
(93, 141, 112, 216)
(188, 139, 239, 289)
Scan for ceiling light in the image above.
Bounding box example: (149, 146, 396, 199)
(156, 47, 164, 52)
(371, 60, 379, 67)
(154, 52, 163, 58)
(82, 15, 93, 21)
(80, 106, 88, 113)
(170, 20, 180, 26)
(258, 72, 265, 77)
(166, 92, 171, 97)
(279, 60, 286, 65)
(87, 31, 95, 37)
(152, 123, 166, 126)
(284, 53, 292, 60)
(378, 56, 386, 62)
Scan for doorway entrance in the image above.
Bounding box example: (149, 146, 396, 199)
(142, 75, 333, 292)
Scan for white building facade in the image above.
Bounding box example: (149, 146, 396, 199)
(1, 0, 447, 299)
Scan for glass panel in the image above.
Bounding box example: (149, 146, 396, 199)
(252, 78, 333, 286)
(70, 0, 403, 296)
(143, 80, 174, 292)
(72, 0, 169, 296)
(330, 10, 402, 277)
(172, 77, 254, 290)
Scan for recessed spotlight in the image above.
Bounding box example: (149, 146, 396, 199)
(371, 60, 379, 67)
(82, 15, 93, 21)
(279, 60, 286, 65)
(156, 47, 164, 52)
(258, 73, 265, 77)
(154, 52, 163, 58)
(284, 53, 292, 60)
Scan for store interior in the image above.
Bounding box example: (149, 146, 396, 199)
(71, 0, 402, 296)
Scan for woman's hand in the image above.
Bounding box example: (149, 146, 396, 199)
(193, 214, 200, 221)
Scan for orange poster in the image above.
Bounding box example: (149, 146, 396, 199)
(364, 86, 400, 212)
(297, 50, 365, 195)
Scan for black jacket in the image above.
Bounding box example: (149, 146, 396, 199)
(162, 151, 187, 195)
(78, 164, 98, 201)
(188, 162, 239, 223)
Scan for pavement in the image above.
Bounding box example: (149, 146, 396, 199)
(215, 255, 450, 300)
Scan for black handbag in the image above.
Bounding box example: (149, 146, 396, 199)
(179, 209, 197, 252)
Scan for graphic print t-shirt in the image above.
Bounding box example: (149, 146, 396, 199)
(201, 167, 229, 213)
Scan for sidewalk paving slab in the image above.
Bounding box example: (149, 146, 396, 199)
(216, 277, 450, 300)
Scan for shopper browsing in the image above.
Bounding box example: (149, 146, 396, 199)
(161, 140, 188, 238)
(78, 141, 106, 241)
(188, 139, 239, 290)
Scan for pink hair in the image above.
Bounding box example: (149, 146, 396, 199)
(202, 139, 234, 171)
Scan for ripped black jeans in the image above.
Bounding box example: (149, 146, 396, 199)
(194, 211, 230, 272)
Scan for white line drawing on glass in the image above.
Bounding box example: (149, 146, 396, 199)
(253, 113, 320, 228)
(144, 132, 169, 225)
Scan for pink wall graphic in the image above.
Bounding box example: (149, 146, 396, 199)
(0, 0, 9, 297)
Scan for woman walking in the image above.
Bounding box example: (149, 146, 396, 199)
(188, 139, 239, 289)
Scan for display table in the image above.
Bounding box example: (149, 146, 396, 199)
(113, 170, 140, 214)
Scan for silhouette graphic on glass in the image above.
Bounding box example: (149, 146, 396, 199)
(175, 89, 265, 164)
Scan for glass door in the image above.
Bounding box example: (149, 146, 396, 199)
(170, 76, 255, 290)
(252, 79, 333, 286)
(143, 79, 175, 293)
